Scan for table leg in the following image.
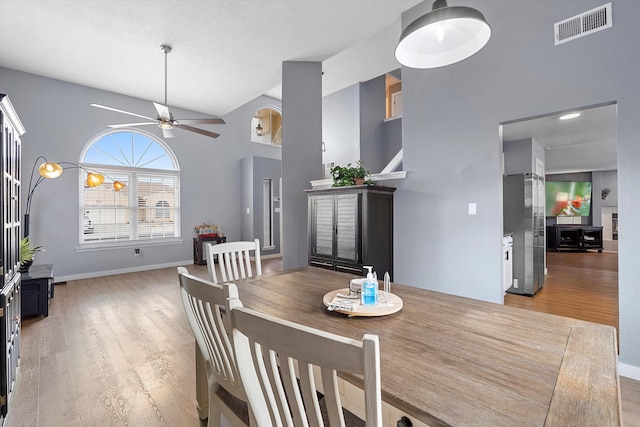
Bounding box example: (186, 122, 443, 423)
(196, 346, 209, 420)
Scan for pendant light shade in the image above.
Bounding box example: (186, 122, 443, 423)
(86, 172, 105, 187)
(395, 0, 491, 69)
(113, 181, 126, 192)
(38, 161, 64, 179)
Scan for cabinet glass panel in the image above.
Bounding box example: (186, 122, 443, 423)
(335, 194, 357, 261)
(314, 196, 333, 257)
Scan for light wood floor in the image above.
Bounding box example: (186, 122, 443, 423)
(5, 254, 639, 426)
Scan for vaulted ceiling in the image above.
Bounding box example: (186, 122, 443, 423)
(1, 1, 618, 173)
(0, 0, 421, 116)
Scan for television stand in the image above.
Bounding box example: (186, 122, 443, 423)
(547, 225, 603, 252)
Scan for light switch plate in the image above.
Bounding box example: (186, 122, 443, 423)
(468, 203, 477, 215)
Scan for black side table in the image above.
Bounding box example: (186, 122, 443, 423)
(193, 236, 227, 265)
(21, 264, 54, 317)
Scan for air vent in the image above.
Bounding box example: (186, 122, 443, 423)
(554, 2, 612, 45)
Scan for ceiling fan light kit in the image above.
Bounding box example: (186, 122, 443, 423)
(92, 44, 225, 139)
(395, 0, 491, 69)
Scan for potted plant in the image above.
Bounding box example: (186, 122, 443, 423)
(330, 161, 372, 187)
(20, 236, 42, 272)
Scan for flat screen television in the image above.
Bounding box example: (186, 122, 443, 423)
(545, 181, 592, 217)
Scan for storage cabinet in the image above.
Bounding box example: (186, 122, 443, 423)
(306, 185, 395, 279)
(547, 225, 603, 252)
(21, 264, 54, 318)
(193, 236, 226, 265)
(1, 94, 24, 423)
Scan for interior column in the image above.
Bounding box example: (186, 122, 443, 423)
(281, 61, 323, 270)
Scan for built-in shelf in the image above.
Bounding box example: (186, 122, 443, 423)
(310, 171, 407, 189)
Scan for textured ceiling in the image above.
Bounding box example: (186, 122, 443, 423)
(0, 0, 421, 116)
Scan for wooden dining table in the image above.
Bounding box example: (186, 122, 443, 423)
(195, 266, 621, 426)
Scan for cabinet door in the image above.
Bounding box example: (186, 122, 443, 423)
(335, 194, 359, 262)
(312, 195, 334, 258)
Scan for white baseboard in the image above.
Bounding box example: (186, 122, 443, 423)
(619, 362, 640, 381)
(55, 259, 193, 282)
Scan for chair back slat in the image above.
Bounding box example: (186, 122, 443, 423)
(230, 300, 382, 427)
(321, 368, 344, 427)
(206, 239, 262, 284)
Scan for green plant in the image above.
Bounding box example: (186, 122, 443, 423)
(20, 236, 42, 265)
(330, 161, 372, 187)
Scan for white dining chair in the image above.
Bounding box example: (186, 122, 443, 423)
(205, 238, 262, 284)
(229, 297, 383, 427)
(177, 267, 254, 427)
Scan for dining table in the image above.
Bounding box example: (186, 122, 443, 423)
(195, 266, 621, 426)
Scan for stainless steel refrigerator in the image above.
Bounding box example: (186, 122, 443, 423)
(503, 173, 545, 296)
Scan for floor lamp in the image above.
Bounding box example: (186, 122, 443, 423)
(24, 156, 125, 238)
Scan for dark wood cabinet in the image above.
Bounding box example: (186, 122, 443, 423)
(306, 185, 395, 279)
(547, 225, 603, 252)
(1, 94, 24, 422)
(193, 236, 226, 265)
(21, 264, 54, 318)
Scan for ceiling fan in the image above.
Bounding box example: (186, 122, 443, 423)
(91, 44, 225, 139)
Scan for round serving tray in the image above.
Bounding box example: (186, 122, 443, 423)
(323, 288, 403, 317)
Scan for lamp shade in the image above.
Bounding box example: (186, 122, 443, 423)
(395, 0, 491, 69)
(38, 162, 64, 179)
(113, 181, 126, 191)
(86, 172, 105, 187)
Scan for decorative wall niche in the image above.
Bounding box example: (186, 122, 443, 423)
(251, 106, 282, 146)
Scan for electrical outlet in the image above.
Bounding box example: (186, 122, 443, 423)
(134, 248, 140, 256)
(513, 278, 518, 288)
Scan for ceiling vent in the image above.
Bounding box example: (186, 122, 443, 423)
(554, 2, 612, 45)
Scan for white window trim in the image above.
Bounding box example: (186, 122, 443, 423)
(78, 129, 181, 248)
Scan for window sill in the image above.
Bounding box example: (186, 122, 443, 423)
(77, 238, 183, 252)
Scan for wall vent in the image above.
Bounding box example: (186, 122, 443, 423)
(554, 2, 612, 45)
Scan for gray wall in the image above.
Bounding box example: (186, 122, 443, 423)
(0, 67, 281, 279)
(281, 61, 323, 270)
(322, 83, 360, 170)
(382, 117, 403, 170)
(503, 138, 545, 176)
(395, 0, 640, 369)
(593, 170, 618, 213)
(322, 79, 403, 176)
(359, 75, 387, 174)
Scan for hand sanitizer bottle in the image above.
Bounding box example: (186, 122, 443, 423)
(361, 266, 378, 306)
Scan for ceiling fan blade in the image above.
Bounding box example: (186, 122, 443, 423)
(107, 122, 157, 128)
(176, 118, 226, 125)
(91, 103, 157, 121)
(162, 127, 175, 138)
(176, 124, 220, 139)
(153, 102, 172, 121)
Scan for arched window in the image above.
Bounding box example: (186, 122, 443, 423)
(79, 129, 180, 245)
(251, 106, 282, 146)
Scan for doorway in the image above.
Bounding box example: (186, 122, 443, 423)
(501, 102, 618, 329)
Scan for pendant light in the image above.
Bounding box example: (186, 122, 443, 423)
(395, 0, 491, 69)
